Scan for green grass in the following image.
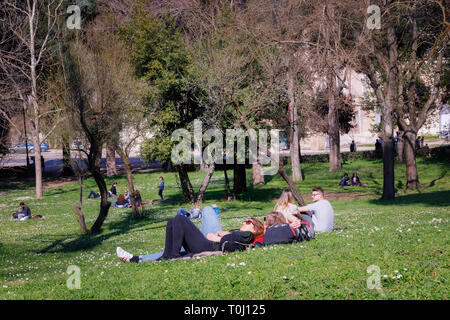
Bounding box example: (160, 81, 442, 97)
(0, 157, 448, 299)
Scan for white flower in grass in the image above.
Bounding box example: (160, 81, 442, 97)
(394, 270, 398, 273)
(248, 271, 252, 275)
(396, 274, 403, 279)
(239, 262, 246, 266)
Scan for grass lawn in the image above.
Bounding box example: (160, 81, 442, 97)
(0, 157, 448, 299)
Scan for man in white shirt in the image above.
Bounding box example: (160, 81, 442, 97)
(297, 187, 334, 233)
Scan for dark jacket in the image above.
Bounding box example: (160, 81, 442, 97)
(213, 230, 254, 252)
(21, 205, 32, 217)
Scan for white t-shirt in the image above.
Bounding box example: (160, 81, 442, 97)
(307, 199, 334, 232)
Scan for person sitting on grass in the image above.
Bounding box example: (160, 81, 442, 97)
(116, 208, 264, 262)
(274, 189, 302, 225)
(177, 204, 202, 219)
(11, 202, 34, 221)
(114, 194, 127, 208)
(297, 187, 334, 233)
(339, 173, 350, 187)
(87, 190, 100, 199)
(131, 190, 142, 207)
(123, 190, 130, 205)
(351, 172, 362, 186)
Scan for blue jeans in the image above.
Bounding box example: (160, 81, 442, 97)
(88, 190, 100, 199)
(139, 206, 222, 262)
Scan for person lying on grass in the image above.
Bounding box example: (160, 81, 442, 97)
(259, 211, 297, 245)
(117, 208, 264, 263)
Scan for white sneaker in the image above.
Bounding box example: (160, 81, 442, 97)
(116, 247, 133, 263)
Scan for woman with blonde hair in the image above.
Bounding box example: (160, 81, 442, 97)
(274, 189, 301, 224)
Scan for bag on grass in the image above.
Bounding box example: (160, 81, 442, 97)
(263, 223, 296, 246)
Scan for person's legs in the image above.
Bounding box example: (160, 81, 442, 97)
(158, 189, 164, 200)
(88, 190, 96, 199)
(162, 215, 214, 259)
(200, 206, 222, 237)
(177, 208, 190, 216)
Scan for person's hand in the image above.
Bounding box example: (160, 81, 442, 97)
(206, 233, 221, 242)
(289, 220, 301, 229)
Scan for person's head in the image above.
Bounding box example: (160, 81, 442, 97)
(159, 176, 164, 181)
(311, 187, 324, 202)
(274, 189, 294, 211)
(264, 211, 287, 228)
(118, 194, 125, 202)
(240, 217, 265, 239)
(352, 172, 358, 177)
(343, 173, 348, 178)
(124, 190, 128, 195)
(19, 202, 25, 208)
(113, 182, 118, 187)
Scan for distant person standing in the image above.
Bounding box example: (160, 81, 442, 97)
(158, 176, 165, 201)
(350, 140, 357, 152)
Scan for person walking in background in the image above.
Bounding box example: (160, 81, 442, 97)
(350, 140, 356, 152)
(158, 176, 165, 201)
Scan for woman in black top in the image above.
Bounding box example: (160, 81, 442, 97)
(158, 215, 264, 260)
(119, 215, 264, 262)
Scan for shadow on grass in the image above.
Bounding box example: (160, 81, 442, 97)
(368, 190, 450, 207)
(36, 206, 170, 254)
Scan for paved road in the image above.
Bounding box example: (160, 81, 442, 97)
(1, 149, 161, 177)
(2, 139, 447, 176)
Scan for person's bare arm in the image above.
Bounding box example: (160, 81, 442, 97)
(206, 233, 222, 242)
(297, 206, 310, 213)
(216, 230, 231, 237)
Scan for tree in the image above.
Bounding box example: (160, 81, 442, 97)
(59, 28, 136, 233)
(351, 0, 449, 195)
(0, 0, 64, 198)
(122, 2, 210, 204)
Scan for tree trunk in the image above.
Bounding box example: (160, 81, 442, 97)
(403, 130, 421, 190)
(62, 135, 74, 176)
(266, 149, 306, 206)
(195, 163, 215, 205)
(287, 72, 302, 181)
(396, 131, 404, 163)
(177, 164, 195, 203)
(74, 204, 88, 234)
(88, 144, 111, 234)
(32, 123, 43, 198)
(224, 165, 233, 201)
(115, 146, 142, 219)
(328, 71, 341, 172)
(381, 121, 395, 200)
(233, 163, 247, 197)
(106, 142, 117, 177)
(248, 128, 265, 185)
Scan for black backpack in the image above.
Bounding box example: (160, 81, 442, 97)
(263, 223, 296, 246)
(294, 221, 315, 242)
